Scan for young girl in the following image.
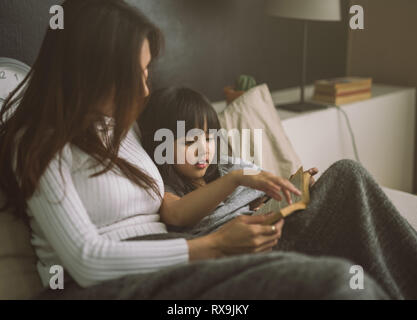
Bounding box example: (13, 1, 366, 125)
(139, 86, 307, 236)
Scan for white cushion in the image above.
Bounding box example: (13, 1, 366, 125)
(0, 193, 43, 300)
(382, 187, 417, 231)
(218, 84, 302, 178)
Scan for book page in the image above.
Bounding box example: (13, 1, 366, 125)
(252, 168, 304, 216)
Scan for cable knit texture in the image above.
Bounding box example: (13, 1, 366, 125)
(18, 119, 189, 288)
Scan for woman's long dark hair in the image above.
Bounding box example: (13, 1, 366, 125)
(0, 0, 164, 221)
(139, 87, 221, 196)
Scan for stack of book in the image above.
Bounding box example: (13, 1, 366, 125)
(313, 77, 372, 105)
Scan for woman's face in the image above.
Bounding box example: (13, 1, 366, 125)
(173, 121, 216, 183)
(140, 38, 151, 98)
(101, 39, 151, 117)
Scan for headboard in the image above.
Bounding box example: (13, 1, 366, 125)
(0, 0, 349, 101)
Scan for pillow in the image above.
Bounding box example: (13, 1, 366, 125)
(218, 84, 302, 179)
(0, 192, 43, 300)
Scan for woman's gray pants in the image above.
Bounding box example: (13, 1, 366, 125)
(37, 160, 417, 300)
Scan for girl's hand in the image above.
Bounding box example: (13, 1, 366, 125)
(306, 167, 319, 187)
(208, 213, 284, 256)
(231, 169, 301, 205)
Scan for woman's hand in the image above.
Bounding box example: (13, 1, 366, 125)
(231, 169, 301, 205)
(212, 214, 284, 256)
(188, 214, 284, 260)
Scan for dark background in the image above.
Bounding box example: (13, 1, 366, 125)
(0, 0, 349, 102)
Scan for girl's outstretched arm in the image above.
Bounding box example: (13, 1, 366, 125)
(160, 171, 239, 227)
(159, 170, 301, 227)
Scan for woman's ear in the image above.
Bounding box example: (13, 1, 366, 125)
(143, 77, 150, 97)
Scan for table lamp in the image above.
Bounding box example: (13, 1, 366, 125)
(266, 0, 342, 112)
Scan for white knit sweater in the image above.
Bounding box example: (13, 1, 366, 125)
(24, 119, 189, 288)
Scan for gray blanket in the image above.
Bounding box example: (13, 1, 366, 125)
(36, 160, 417, 300)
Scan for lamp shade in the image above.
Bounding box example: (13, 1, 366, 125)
(266, 0, 341, 21)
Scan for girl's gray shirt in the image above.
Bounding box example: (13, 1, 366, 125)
(164, 156, 266, 236)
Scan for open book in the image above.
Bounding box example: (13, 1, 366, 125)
(252, 167, 311, 225)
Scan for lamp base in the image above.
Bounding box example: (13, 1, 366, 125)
(276, 101, 328, 113)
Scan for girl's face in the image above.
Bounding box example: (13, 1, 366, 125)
(173, 121, 216, 183)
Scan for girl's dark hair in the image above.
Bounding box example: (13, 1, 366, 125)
(139, 87, 221, 195)
(0, 0, 164, 222)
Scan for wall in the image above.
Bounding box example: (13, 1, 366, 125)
(347, 0, 417, 193)
(0, 0, 349, 102)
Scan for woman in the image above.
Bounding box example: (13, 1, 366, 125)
(0, 0, 415, 299)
